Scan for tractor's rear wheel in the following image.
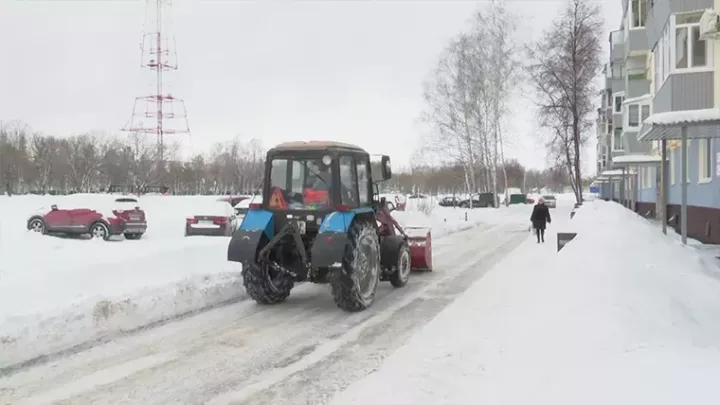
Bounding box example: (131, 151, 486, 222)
(329, 219, 381, 312)
(389, 242, 411, 288)
(242, 262, 295, 305)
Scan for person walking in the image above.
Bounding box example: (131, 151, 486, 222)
(530, 197, 552, 243)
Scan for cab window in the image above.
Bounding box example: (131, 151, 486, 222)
(339, 156, 359, 207)
(269, 158, 333, 210)
(356, 158, 370, 205)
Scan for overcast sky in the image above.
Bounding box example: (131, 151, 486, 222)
(0, 0, 621, 174)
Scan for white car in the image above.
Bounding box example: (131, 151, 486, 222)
(234, 197, 263, 223)
(542, 195, 557, 208)
(185, 200, 239, 236)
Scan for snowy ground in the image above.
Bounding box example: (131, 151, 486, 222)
(9, 195, 704, 405)
(0, 193, 531, 371)
(0, 211, 532, 404)
(329, 199, 720, 405)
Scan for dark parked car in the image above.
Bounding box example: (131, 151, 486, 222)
(26, 195, 147, 240)
(458, 192, 498, 208)
(185, 200, 239, 236)
(438, 196, 461, 207)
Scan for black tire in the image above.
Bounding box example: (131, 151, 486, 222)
(125, 233, 143, 240)
(242, 262, 295, 305)
(90, 222, 111, 241)
(459, 202, 469, 208)
(389, 242, 411, 288)
(328, 219, 381, 312)
(28, 218, 46, 234)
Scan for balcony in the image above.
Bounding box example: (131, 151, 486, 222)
(626, 67, 650, 98)
(610, 30, 624, 61)
(624, 28, 648, 59)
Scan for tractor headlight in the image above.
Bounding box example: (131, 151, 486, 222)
(322, 155, 332, 165)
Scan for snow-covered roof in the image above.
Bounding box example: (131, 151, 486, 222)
(622, 94, 652, 104)
(611, 154, 663, 166)
(597, 169, 630, 179)
(638, 108, 720, 141)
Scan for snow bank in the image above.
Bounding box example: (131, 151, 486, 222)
(0, 272, 242, 370)
(393, 205, 532, 238)
(0, 194, 244, 370)
(331, 200, 720, 405)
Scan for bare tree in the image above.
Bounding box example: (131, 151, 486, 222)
(526, 0, 603, 203)
(467, 0, 519, 205)
(420, 0, 519, 200)
(420, 33, 481, 194)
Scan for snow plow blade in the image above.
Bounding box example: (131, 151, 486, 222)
(404, 226, 432, 271)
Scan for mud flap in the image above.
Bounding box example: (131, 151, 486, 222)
(380, 235, 404, 270)
(310, 231, 348, 268)
(227, 230, 264, 263)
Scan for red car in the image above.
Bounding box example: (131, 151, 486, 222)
(218, 195, 249, 208)
(26, 195, 148, 241)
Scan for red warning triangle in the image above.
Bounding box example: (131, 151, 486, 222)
(269, 187, 287, 209)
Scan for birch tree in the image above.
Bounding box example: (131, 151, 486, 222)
(526, 0, 603, 203)
(467, 0, 518, 205)
(421, 34, 480, 193)
(421, 0, 518, 201)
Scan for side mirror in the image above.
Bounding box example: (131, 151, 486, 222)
(381, 155, 392, 180)
(51, 204, 58, 211)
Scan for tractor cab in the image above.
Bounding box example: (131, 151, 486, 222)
(257, 141, 391, 237)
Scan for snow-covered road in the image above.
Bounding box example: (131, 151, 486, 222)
(1, 221, 529, 405)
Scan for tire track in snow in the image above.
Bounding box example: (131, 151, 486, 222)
(212, 231, 527, 405)
(1, 224, 527, 405)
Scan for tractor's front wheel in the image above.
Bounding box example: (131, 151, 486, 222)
(242, 262, 295, 305)
(329, 219, 381, 312)
(389, 242, 411, 288)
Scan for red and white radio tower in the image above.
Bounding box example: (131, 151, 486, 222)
(123, 0, 189, 180)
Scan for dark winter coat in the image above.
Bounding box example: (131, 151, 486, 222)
(530, 203, 551, 230)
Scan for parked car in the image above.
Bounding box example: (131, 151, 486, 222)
(26, 194, 147, 241)
(185, 200, 239, 236)
(438, 196, 461, 207)
(508, 193, 528, 205)
(542, 194, 557, 208)
(233, 197, 261, 220)
(458, 192, 498, 208)
(217, 195, 249, 208)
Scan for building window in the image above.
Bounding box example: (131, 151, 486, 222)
(613, 128, 623, 151)
(613, 93, 624, 113)
(674, 12, 710, 71)
(640, 167, 646, 188)
(625, 102, 651, 128)
(670, 150, 675, 185)
(699, 138, 713, 182)
(628, 105, 639, 126)
(630, 0, 648, 28)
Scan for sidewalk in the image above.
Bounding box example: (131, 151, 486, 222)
(329, 200, 720, 405)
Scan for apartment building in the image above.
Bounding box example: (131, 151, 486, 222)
(597, 0, 653, 199)
(596, 0, 720, 243)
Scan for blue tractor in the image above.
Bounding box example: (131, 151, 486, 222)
(227, 141, 421, 311)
